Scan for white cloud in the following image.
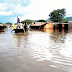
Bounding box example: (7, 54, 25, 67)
(0, 0, 72, 23)
(0, 3, 7, 10)
(0, 11, 12, 15)
(18, 0, 72, 21)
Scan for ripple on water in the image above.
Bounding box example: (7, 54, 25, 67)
(0, 29, 72, 72)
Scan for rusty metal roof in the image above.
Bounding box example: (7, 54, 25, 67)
(30, 23, 47, 26)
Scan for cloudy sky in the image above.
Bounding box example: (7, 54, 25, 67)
(0, 0, 72, 24)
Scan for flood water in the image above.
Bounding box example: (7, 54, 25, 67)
(0, 27, 72, 72)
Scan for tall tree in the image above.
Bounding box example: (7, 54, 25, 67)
(5, 22, 12, 25)
(0, 22, 3, 24)
(21, 20, 33, 24)
(37, 19, 46, 22)
(49, 9, 66, 22)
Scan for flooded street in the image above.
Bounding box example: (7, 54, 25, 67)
(0, 27, 72, 72)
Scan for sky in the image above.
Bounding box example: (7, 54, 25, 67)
(0, 0, 72, 24)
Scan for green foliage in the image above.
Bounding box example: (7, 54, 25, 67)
(61, 19, 68, 23)
(21, 20, 33, 24)
(37, 19, 46, 22)
(21, 21, 25, 24)
(62, 19, 67, 22)
(49, 8, 66, 22)
(5, 22, 12, 25)
(0, 22, 3, 24)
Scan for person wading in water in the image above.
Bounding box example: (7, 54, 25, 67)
(24, 22, 27, 32)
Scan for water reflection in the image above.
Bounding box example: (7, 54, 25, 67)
(42, 29, 68, 43)
(42, 29, 54, 34)
(41, 28, 72, 69)
(13, 33, 28, 47)
(42, 28, 68, 34)
(0, 30, 5, 32)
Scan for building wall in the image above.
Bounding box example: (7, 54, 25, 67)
(68, 21, 72, 29)
(43, 23, 54, 29)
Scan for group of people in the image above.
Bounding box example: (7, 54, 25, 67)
(13, 22, 28, 33)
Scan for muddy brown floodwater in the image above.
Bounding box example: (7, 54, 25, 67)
(0, 27, 72, 72)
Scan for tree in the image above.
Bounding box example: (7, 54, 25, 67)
(21, 20, 33, 24)
(62, 19, 68, 23)
(5, 22, 13, 25)
(21, 21, 25, 24)
(37, 19, 46, 22)
(49, 8, 66, 22)
(0, 22, 3, 24)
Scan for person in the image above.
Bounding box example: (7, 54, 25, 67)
(34, 22, 35, 24)
(24, 22, 27, 32)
